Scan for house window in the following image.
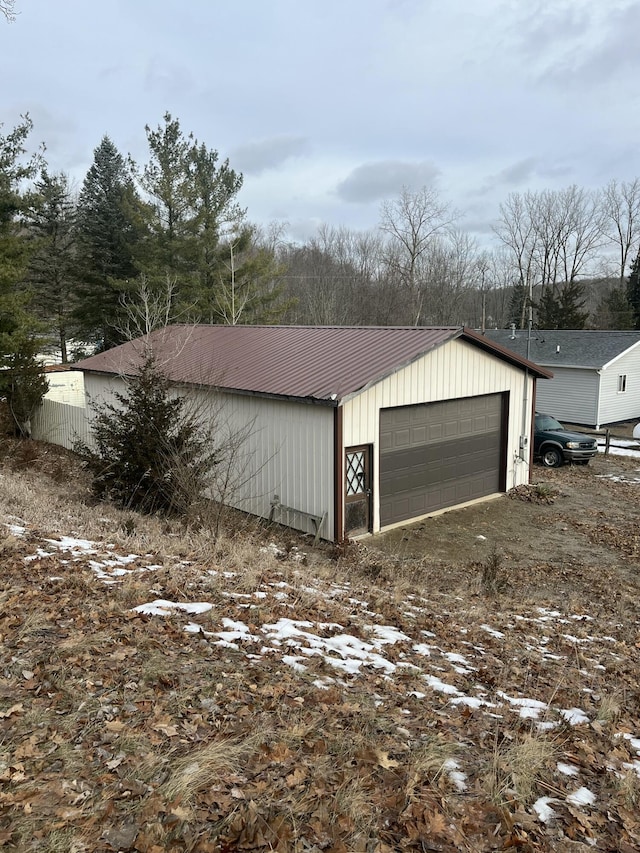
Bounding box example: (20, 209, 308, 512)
(618, 374, 627, 393)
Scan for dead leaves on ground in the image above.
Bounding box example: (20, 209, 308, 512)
(2, 463, 640, 850)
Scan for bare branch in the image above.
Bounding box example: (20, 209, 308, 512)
(1, 0, 17, 22)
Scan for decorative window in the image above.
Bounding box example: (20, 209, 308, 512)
(346, 450, 366, 496)
(618, 374, 627, 393)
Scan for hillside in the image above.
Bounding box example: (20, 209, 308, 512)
(1, 439, 639, 852)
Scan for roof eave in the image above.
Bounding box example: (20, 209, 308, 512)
(79, 366, 337, 407)
(461, 328, 553, 379)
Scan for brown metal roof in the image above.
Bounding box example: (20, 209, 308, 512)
(75, 325, 551, 404)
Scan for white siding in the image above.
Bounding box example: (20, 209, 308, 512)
(598, 348, 640, 425)
(343, 339, 535, 533)
(83, 374, 336, 540)
(43, 371, 85, 407)
(32, 399, 93, 451)
(535, 367, 599, 426)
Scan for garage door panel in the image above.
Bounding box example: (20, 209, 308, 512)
(380, 395, 505, 527)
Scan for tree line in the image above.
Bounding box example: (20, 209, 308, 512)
(1, 112, 640, 430)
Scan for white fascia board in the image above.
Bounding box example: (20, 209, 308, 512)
(600, 339, 640, 371)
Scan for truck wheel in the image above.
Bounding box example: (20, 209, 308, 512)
(541, 447, 563, 468)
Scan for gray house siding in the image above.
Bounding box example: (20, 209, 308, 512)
(534, 367, 599, 425)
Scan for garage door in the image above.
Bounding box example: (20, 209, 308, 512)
(380, 394, 505, 527)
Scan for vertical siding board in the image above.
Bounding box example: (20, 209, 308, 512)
(32, 399, 94, 451)
(47, 374, 335, 540)
(342, 339, 534, 533)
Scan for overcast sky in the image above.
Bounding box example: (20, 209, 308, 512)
(2, 0, 640, 244)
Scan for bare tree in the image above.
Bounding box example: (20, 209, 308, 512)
(495, 186, 606, 326)
(494, 192, 539, 328)
(1, 1, 17, 22)
(419, 230, 478, 325)
(379, 186, 457, 326)
(600, 178, 640, 283)
(115, 274, 182, 340)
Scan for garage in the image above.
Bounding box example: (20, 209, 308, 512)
(63, 324, 549, 542)
(379, 393, 506, 527)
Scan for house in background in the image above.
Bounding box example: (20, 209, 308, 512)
(72, 325, 550, 542)
(484, 330, 640, 429)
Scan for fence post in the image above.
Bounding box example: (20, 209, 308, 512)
(605, 429, 610, 456)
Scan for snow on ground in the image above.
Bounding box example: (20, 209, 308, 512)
(597, 438, 640, 459)
(6, 517, 640, 820)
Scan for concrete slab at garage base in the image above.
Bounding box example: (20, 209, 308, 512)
(351, 492, 504, 539)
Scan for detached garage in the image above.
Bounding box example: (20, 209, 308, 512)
(74, 325, 549, 541)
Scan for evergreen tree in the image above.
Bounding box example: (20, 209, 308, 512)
(135, 113, 196, 280)
(187, 139, 244, 310)
(1, 336, 48, 436)
(133, 113, 244, 315)
(627, 248, 640, 329)
(75, 136, 141, 349)
(537, 281, 588, 329)
(0, 115, 48, 432)
(82, 351, 219, 516)
(506, 281, 528, 329)
(208, 224, 289, 325)
(593, 284, 634, 329)
(24, 170, 78, 361)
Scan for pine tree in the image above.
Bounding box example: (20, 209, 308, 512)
(133, 113, 244, 315)
(0, 115, 48, 433)
(2, 336, 48, 436)
(75, 136, 141, 349)
(25, 170, 78, 361)
(537, 281, 588, 329)
(627, 248, 640, 329)
(207, 225, 289, 325)
(506, 281, 528, 329)
(82, 351, 219, 515)
(593, 284, 634, 329)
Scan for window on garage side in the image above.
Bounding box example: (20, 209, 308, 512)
(617, 374, 627, 392)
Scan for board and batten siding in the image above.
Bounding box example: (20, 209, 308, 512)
(598, 345, 640, 426)
(83, 374, 335, 540)
(342, 338, 536, 533)
(534, 367, 599, 426)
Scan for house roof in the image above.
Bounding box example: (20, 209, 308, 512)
(75, 324, 550, 404)
(483, 329, 640, 370)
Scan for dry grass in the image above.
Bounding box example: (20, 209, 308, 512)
(162, 735, 261, 805)
(484, 731, 558, 806)
(2, 438, 640, 851)
(596, 691, 623, 725)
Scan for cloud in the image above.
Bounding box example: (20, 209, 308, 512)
(523, 1, 640, 88)
(335, 160, 440, 204)
(231, 136, 310, 175)
(514, 2, 591, 60)
(471, 157, 574, 198)
(471, 157, 539, 197)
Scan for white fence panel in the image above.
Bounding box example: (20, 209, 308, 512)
(31, 399, 95, 451)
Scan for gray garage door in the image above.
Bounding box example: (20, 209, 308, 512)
(380, 394, 505, 527)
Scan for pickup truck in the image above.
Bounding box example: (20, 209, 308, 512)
(534, 413, 598, 468)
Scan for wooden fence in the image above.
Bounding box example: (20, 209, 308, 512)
(31, 399, 95, 451)
(580, 428, 639, 456)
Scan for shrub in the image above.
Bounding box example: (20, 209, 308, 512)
(80, 351, 219, 516)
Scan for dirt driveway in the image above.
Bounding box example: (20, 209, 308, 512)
(370, 453, 640, 594)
